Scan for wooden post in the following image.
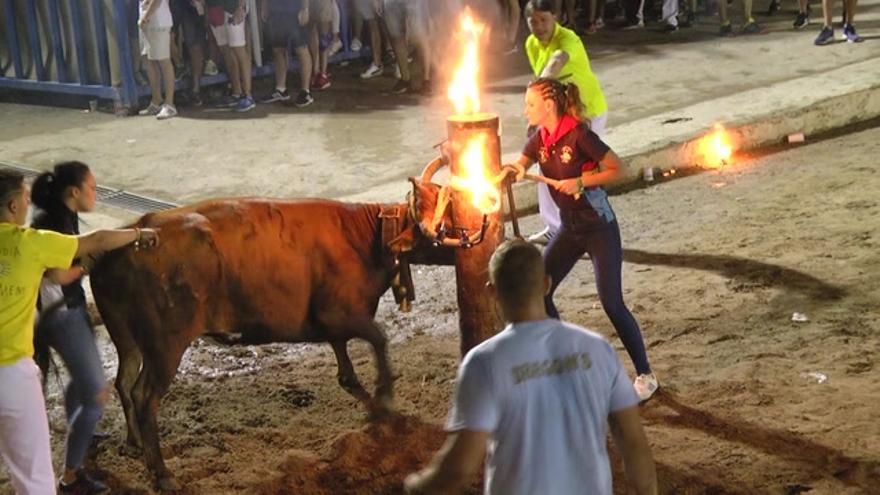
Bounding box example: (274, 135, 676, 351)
(447, 113, 505, 356)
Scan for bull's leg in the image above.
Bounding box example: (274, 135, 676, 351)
(354, 322, 394, 411)
(114, 336, 144, 455)
(330, 340, 370, 403)
(137, 365, 180, 492)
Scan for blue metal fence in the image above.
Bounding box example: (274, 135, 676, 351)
(0, 0, 361, 110)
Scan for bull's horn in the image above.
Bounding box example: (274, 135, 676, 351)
(420, 156, 448, 184)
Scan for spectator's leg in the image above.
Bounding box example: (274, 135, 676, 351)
(189, 44, 205, 94)
(822, 0, 833, 25)
(309, 23, 320, 79)
(159, 58, 175, 107)
(222, 46, 242, 95)
(295, 45, 313, 93)
(505, 0, 520, 46)
(320, 21, 332, 74)
(146, 59, 163, 105)
(368, 19, 382, 67)
(274, 47, 289, 91)
(233, 46, 252, 97)
(719, 0, 729, 24)
(742, 0, 754, 21)
(844, 0, 856, 24)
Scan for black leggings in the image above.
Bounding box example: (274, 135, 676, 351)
(543, 214, 652, 375)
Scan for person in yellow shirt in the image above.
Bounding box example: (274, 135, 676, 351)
(524, 0, 608, 244)
(0, 170, 157, 494)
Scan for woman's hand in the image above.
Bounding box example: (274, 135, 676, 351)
(502, 162, 525, 181)
(555, 177, 583, 196)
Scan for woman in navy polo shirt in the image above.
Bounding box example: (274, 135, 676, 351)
(505, 77, 658, 401)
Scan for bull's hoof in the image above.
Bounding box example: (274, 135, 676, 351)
(121, 442, 143, 458)
(156, 475, 181, 492)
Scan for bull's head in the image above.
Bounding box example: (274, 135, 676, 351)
(406, 155, 513, 249)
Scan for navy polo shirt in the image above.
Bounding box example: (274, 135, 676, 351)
(522, 121, 615, 223)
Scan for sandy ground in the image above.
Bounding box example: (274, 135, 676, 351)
(2, 123, 878, 495)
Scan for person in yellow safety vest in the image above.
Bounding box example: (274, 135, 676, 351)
(523, 0, 608, 244)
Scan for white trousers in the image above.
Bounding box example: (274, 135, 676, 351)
(538, 112, 608, 233)
(0, 358, 55, 495)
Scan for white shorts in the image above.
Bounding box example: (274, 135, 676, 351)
(139, 26, 171, 61)
(0, 358, 56, 495)
(211, 12, 248, 48)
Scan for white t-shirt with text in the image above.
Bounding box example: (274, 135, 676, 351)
(446, 319, 640, 495)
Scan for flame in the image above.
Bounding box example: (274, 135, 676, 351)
(449, 133, 501, 214)
(447, 9, 485, 116)
(697, 124, 734, 168)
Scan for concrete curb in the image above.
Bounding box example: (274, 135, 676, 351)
(505, 57, 880, 215)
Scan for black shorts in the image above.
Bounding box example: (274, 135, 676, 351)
(265, 11, 308, 49)
(179, 8, 207, 48)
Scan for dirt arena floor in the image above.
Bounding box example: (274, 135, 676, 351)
(3, 130, 880, 494)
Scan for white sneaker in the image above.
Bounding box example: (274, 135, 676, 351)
(138, 102, 162, 116)
(203, 59, 218, 76)
(156, 104, 177, 120)
(328, 38, 343, 56)
(360, 62, 383, 79)
(350, 38, 363, 52)
(633, 373, 659, 401)
(527, 227, 556, 245)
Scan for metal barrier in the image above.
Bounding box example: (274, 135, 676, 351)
(0, 0, 361, 110)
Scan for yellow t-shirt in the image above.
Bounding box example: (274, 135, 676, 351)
(525, 23, 608, 118)
(0, 223, 77, 366)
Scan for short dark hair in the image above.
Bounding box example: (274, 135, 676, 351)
(0, 169, 25, 207)
(489, 239, 546, 305)
(525, 0, 555, 16)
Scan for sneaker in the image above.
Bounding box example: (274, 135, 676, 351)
(260, 88, 290, 103)
(350, 37, 363, 52)
(662, 22, 679, 33)
(138, 102, 161, 116)
(328, 38, 343, 56)
(190, 91, 203, 107)
(719, 21, 733, 36)
(741, 20, 762, 34)
(393, 63, 402, 80)
(793, 12, 809, 29)
(390, 79, 411, 95)
(814, 26, 834, 45)
(527, 226, 556, 245)
(203, 59, 219, 76)
(621, 19, 645, 30)
(360, 62, 384, 79)
(294, 90, 314, 107)
(313, 72, 331, 90)
(156, 104, 177, 120)
(767, 0, 780, 15)
(633, 373, 659, 402)
(218, 94, 241, 107)
(233, 95, 255, 112)
(59, 470, 109, 494)
(585, 22, 598, 34)
(595, 18, 605, 29)
(842, 24, 862, 43)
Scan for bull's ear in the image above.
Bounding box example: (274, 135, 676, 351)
(388, 229, 415, 254)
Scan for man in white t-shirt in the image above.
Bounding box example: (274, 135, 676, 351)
(138, 0, 177, 119)
(405, 239, 657, 495)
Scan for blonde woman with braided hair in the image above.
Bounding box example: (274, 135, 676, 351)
(505, 78, 658, 401)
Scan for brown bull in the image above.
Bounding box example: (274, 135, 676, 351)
(90, 181, 451, 491)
